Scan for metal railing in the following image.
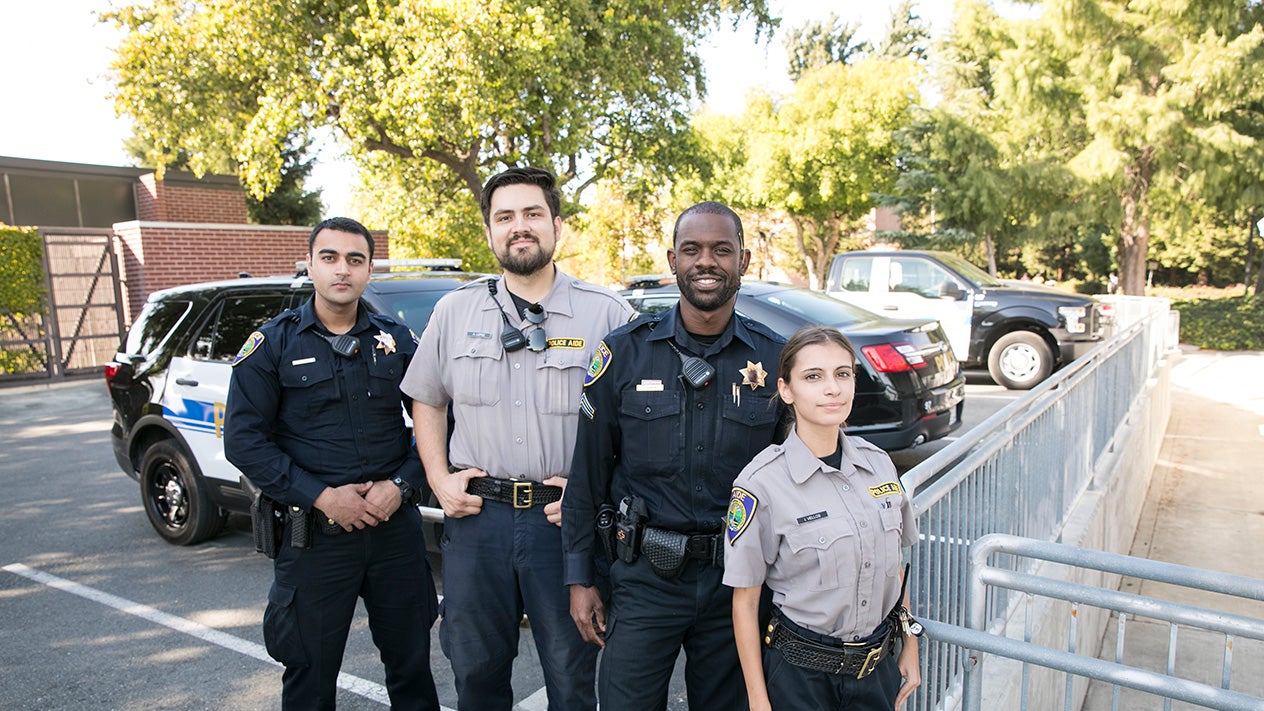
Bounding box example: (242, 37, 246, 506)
(930, 534, 1264, 711)
(901, 297, 1178, 710)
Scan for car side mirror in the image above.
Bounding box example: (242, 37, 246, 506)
(939, 282, 967, 300)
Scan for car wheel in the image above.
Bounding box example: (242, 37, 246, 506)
(139, 441, 226, 545)
(987, 331, 1053, 390)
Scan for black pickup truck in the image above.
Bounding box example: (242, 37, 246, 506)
(824, 250, 1112, 389)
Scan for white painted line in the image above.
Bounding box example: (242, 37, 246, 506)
(516, 686, 551, 710)
(3, 562, 457, 711)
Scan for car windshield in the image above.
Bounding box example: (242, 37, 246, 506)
(756, 287, 880, 327)
(370, 291, 448, 332)
(932, 252, 1003, 287)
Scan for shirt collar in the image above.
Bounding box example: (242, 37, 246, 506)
(783, 424, 862, 484)
(479, 265, 575, 320)
(649, 302, 754, 356)
(296, 297, 371, 335)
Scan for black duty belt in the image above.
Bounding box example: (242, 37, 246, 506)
(467, 477, 562, 509)
(640, 527, 724, 578)
(765, 612, 895, 679)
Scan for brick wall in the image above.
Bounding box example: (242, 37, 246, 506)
(112, 222, 388, 323)
(136, 172, 248, 223)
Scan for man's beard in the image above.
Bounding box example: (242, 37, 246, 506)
(678, 270, 740, 312)
(497, 234, 554, 276)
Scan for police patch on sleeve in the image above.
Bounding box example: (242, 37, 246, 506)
(727, 487, 758, 545)
(579, 392, 595, 420)
(583, 341, 613, 387)
(232, 331, 265, 366)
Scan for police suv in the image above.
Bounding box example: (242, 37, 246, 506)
(104, 260, 483, 545)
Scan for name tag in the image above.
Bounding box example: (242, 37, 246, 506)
(291, 357, 316, 366)
(796, 511, 828, 524)
(636, 379, 664, 392)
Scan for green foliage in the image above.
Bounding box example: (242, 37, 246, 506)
(1172, 295, 1264, 350)
(245, 145, 323, 226)
(0, 226, 49, 375)
(783, 13, 868, 80)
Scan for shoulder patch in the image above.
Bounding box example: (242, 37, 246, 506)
(409, 328, 420, 345)
(579, 392, 595, 420)
(232, 331, 265, 366)
(583, 340, 613, 387)
(727, 487, 759, 546)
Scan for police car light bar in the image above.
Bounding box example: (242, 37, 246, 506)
(372, 258, 463, 272)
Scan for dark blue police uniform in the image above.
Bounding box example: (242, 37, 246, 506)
(225, 298, 438, 711)
(562, 305, 786, 711)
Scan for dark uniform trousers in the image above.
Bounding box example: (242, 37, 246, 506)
(598, 556, 744, 711)
(762, 616, 901, 711)
(440, 499, 598, 711)
(267, 504, 439, 711)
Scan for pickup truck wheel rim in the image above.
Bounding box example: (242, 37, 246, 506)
(1000, 342, 1041, 381)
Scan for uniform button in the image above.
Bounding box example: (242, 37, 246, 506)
(515, 437, 523, 444)
(301, 375, 308, 382)
(842, 485, 850, 491)
(748, 413, 755, 421)
(854, 635, 862, 641)
(774, 446, 782, 453)
(696, 402, 704, 410)
(645, 407, 652, 414)
(696, 444, 703, 452)
(515, 400, 522, 407)
(695, 485, 702, 492)
(818, 536, 826, 544)
(861, 600, 868, 607)
(859, 521, 867, 528)
(469, 347, 476, 354)
(352, 395, 358, 401)
(864, 561, 871, 568)
(514, 363, 521, 370)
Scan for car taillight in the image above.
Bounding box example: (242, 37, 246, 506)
(103, 362, 120, 383)
(861, 343, 929, 373)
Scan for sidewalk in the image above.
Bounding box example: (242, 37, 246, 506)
(1083, 349, 1264, 709)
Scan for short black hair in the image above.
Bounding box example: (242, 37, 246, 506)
(309, 216, 374, 260)
(479, 167, 562, 225)
(672, 201, 744, 247)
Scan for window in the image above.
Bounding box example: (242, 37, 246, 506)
(125, 300, 192, 358)
(193, 294, 289, 361)
(839, 258, 872, 292)
(891, 258, 957, 299)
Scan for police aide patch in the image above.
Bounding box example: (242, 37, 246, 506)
(727, 487, 758, 545)
(583, 341, 613, 387)
(232, 331, 265, 366)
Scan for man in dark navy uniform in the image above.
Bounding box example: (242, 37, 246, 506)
(562, 202, 787, 710)
(225, 217, 438, 710)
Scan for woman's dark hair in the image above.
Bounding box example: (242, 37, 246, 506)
(308, 216, 375, 260)
(776, 325, 859, 417)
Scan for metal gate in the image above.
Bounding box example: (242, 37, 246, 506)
(0, 229, 125, 381)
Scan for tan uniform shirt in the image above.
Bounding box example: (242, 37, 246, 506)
(401, 268, 634, 482)
(723, 426, 918, 640)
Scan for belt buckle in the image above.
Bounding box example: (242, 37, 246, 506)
(512, 481, 532, 508)
(856, 645, 883, 679)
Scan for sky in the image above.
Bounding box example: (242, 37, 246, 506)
(0, 0, 958, 216)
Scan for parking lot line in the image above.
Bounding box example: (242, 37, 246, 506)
(3, 562, 457, 711)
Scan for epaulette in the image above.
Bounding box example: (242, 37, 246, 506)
(604, 311, 659, 340)
(571, 279, 627, 303)
(367, 310, 403, 329)
(746, 441, 788, 471)
(453, 277, 494, 292)
(739, 316, 787, 344)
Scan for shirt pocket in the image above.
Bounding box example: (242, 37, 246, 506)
(721, 393, 779, 464)
(618, 389, 682, 473)
(278, 359, 337, 419)
(366, 352, 404, 402)
(537, 351, 587, 416)
(878, 504, 905, 574)
(452, 338, 503, 406)
(785, 520, 856, 591)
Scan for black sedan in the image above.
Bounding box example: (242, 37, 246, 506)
(620, 280, 966, 451)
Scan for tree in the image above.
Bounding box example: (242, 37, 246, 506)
(783, 13, 869, 80)
(697, 58, 922, 288)
(1022, 0, 1264, 294)
(874, 0, 930, 62)
(108, 0, 774, 248)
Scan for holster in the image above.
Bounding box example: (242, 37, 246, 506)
(641, 527, 689, 580)
(249, 489, 283, 559)
(614, 496, 647, 564)
(596, 504, 618, 563)
(288, 506, 312, 549)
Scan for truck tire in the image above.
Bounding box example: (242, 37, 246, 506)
(987, 331, 1053, 390)
(140, 440, 227, 545)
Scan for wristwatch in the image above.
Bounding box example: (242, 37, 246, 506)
(391, 476, 418, 506)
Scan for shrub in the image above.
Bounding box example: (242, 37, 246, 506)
(1172, 295, 1264, 351)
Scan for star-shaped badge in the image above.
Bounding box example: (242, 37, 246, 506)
(374, 331, 397, 355)
(739, 361, 766, 390)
